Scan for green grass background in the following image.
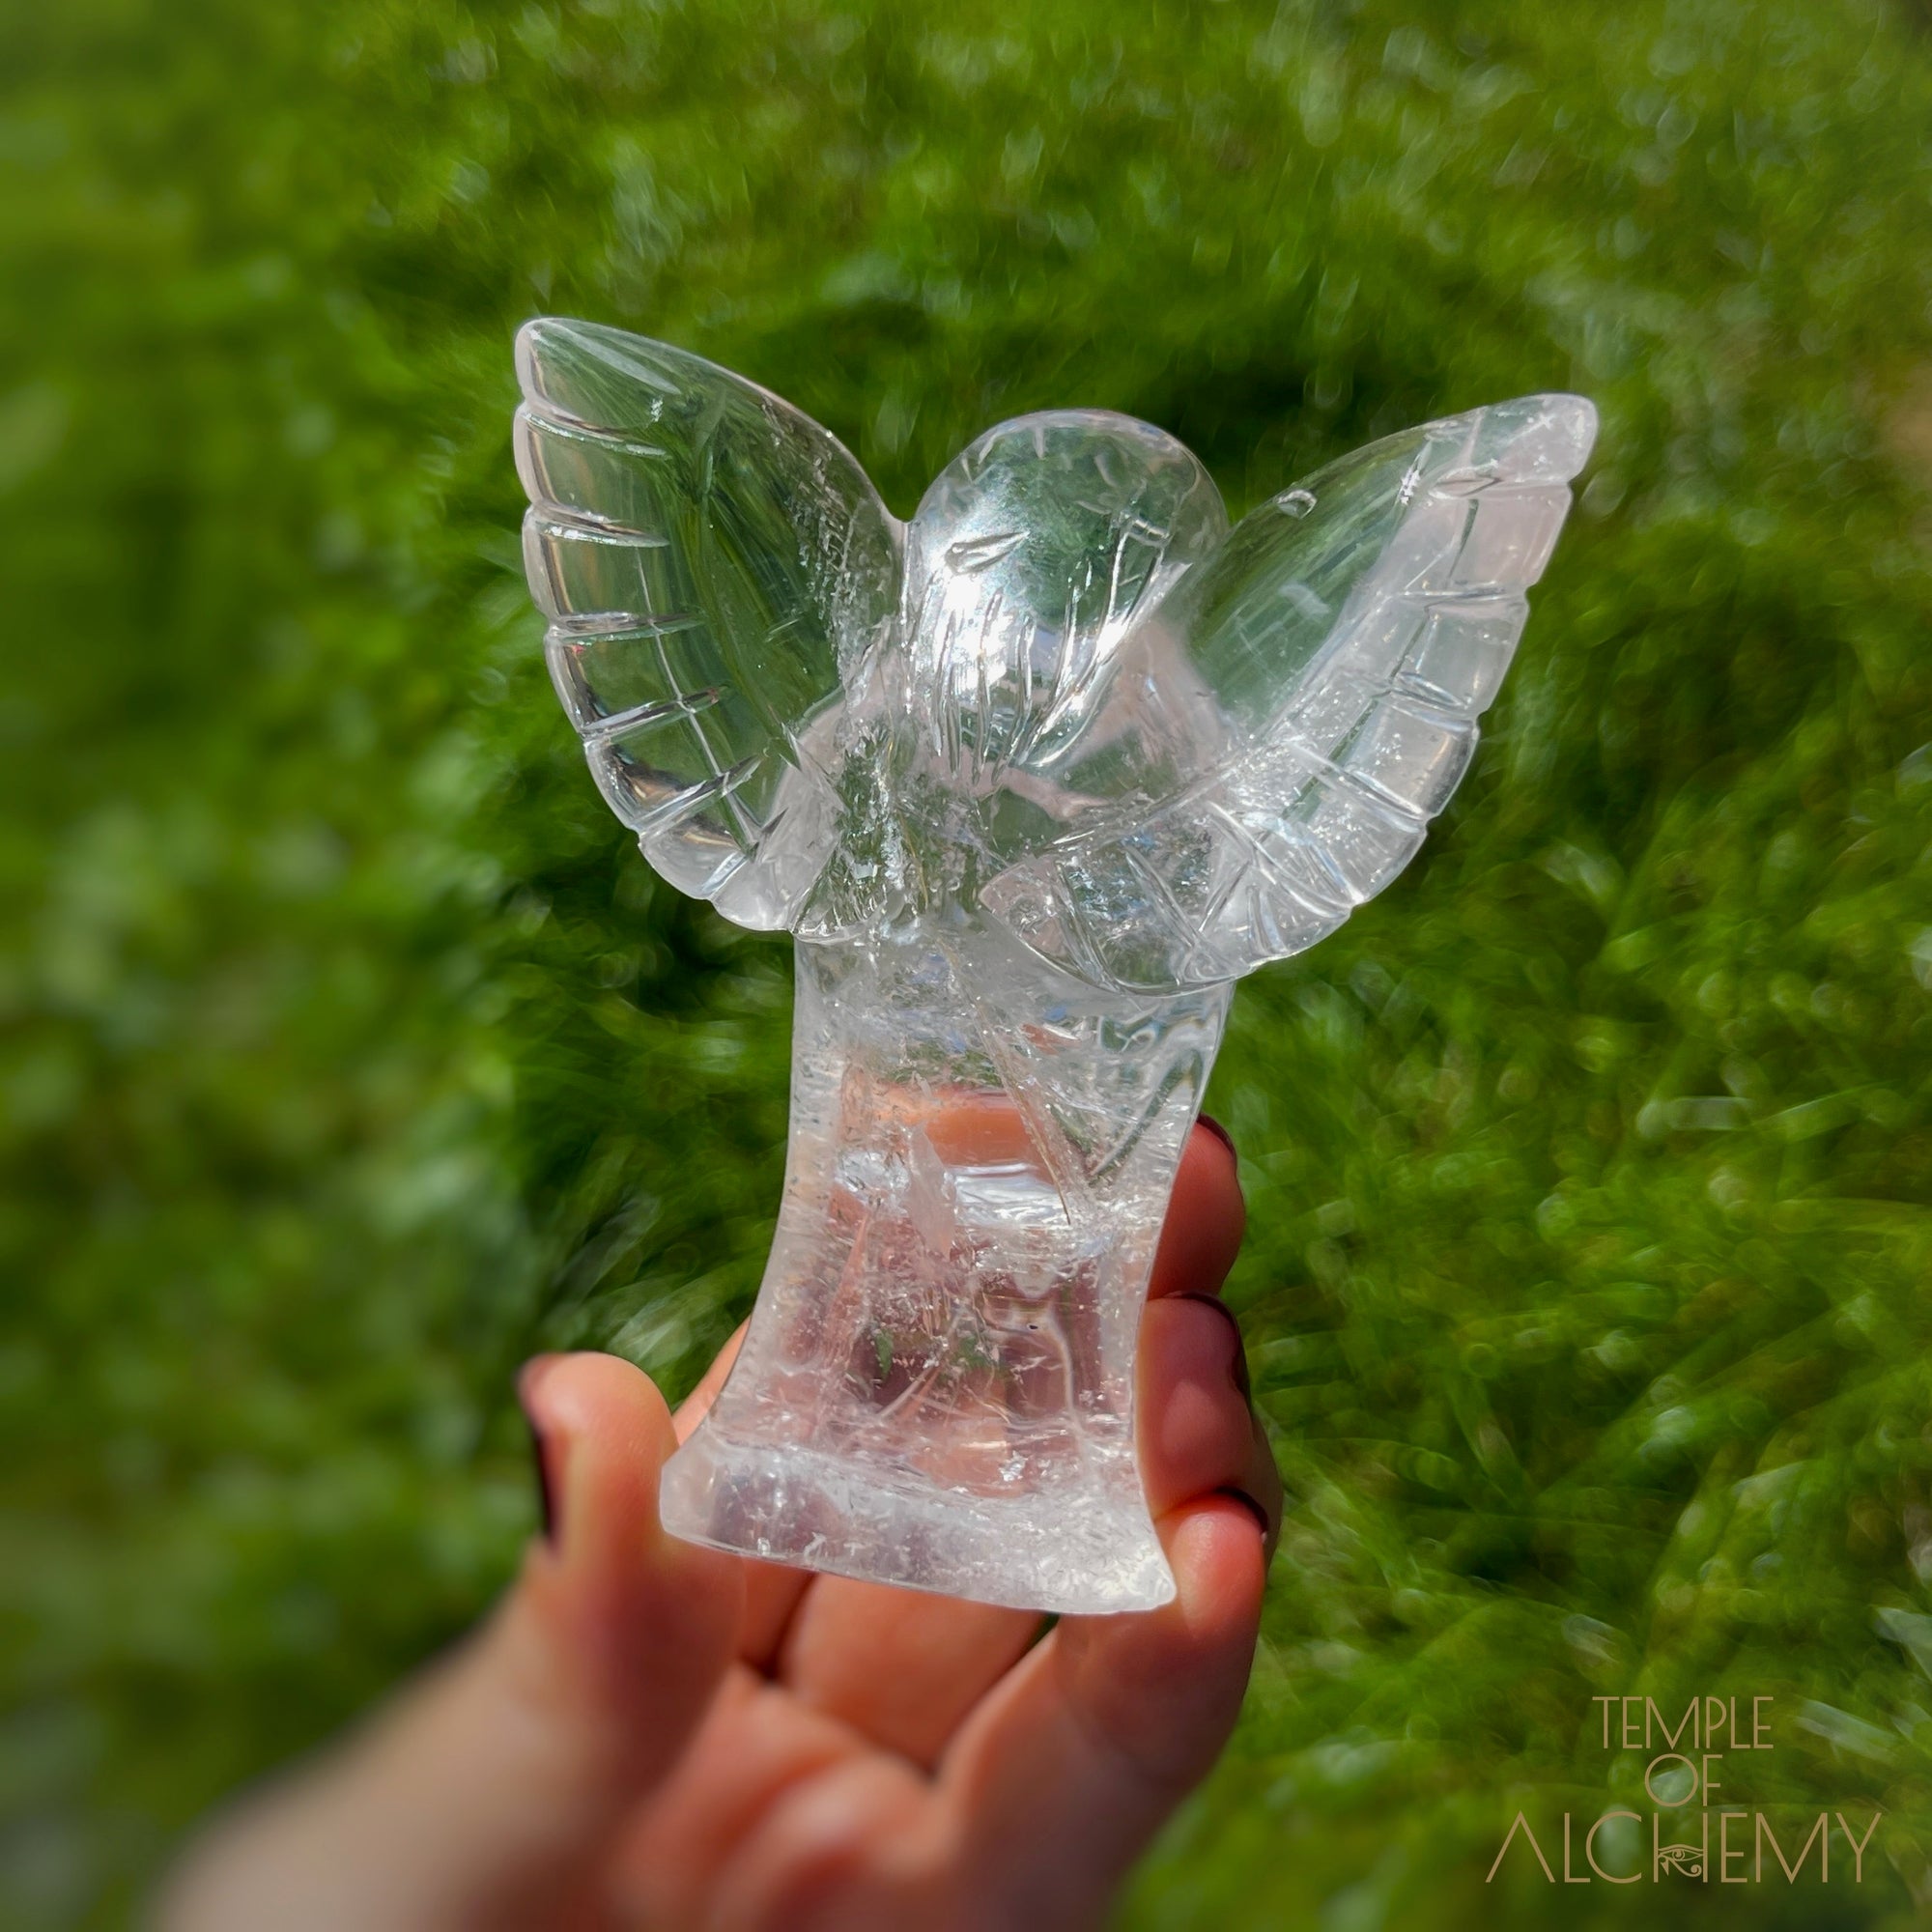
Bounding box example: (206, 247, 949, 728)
(6, 0, 1932, 1923)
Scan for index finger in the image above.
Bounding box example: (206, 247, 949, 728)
(935, 1495, 1265, 1918)
(1148, 1117, 1245, 1300)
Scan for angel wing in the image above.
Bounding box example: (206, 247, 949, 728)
(514, 317, 1595, 989)
(514, 318, 901, 930)
(976, 394, 1599, 990)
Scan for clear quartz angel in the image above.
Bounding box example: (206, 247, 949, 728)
(515, 320, 1596, 1613)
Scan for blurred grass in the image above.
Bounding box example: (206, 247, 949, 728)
(5, 0, 1932, 1924)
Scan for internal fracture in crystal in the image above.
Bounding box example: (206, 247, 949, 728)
(515, 318, 1596, 1613)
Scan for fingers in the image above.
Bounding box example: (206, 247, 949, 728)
(607, 1667, 934, 1930)
(160, 1353, 742, 1932)
(511, 1352, 744, 1769)
(1231, 1406, 1285, 1567)
(1139, 1118, 1281, 1556)
(1139, 1295, 1256, 1515)
(920, 1116, 1273, 1921)
(938, 1496, 1267, 1924)
(1139, 1293, 1283, 1560)
(701, 1751, 939, 1932)
(774, 1578, 1040, 1768)
(742, 1116, 1246, 1768)
(1148, 1117, 1245, 1300)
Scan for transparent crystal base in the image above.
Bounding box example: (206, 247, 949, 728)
(513, 321, 1596, 1613)
(660, 921, 1230, 1615)
(661, 1433, 1173, 1616)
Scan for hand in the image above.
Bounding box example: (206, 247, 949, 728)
(160, 1120, 1281, 1931)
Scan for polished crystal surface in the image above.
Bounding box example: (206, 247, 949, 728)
(515, 318, 1596, 1612)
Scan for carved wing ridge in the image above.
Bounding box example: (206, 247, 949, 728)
(979, 393, 1599, 990)
(514, 318, 902, 931)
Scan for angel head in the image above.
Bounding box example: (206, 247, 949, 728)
(515, 319, 1595, 991)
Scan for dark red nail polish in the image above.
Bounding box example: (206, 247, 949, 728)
(526, 1413, 557, 1546)
(518, 1362, 559, 1547)
(1215, 1485, 1270, 1542)
(1196, 1113, 1237, 1161)
(1176, 1291, 1251, 1400)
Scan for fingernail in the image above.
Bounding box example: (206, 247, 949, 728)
(1196, 1113, 1237, 1161)
(526, 1415, 557, 1546)
(518, 1358, 560, 1548)
(1215, 1485, 1270, 1543)
(1176, 1292, 1252, 1401)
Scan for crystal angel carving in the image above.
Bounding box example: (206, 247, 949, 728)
(514, 319, 1596, 1613)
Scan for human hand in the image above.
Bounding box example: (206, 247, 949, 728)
(160, 1119, 1280, 1932)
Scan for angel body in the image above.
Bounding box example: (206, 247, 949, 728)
(516, 321, 1594, 1612)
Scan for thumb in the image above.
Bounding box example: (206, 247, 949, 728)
(161, 1353, 743, 1932)
(510, 1350, 745, 1786)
